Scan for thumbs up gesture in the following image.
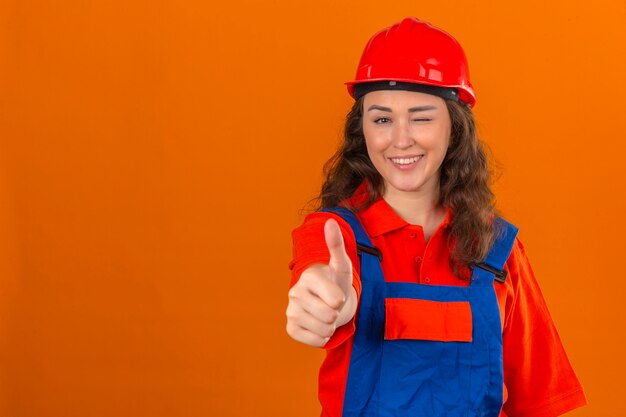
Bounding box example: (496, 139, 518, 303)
(286, 218, 357, 347)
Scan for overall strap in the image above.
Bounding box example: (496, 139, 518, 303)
(320, 208, 386, 416)
(319, 207, 382, 262)
(474, 216, 519, 283)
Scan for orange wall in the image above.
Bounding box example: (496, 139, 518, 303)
(0, 1, 624, 416)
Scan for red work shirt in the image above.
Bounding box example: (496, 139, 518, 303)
(289, 182, 587, 417)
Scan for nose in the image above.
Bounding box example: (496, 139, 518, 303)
(391, 120, 415, 149)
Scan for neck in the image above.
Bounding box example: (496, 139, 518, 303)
(382, 184, 447, 241)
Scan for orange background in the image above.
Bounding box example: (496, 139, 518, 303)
(0, 1, 624, 416)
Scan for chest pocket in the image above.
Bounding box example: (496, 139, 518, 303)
(384, 297, 473, 342)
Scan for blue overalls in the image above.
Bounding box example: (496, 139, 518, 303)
(321, 207, 519, 417)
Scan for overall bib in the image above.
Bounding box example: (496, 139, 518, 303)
(321, 207, 519, 417)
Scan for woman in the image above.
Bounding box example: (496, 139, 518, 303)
(286, 17, 587, 417)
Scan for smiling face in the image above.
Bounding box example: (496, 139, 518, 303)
(362, 90, 452, 201)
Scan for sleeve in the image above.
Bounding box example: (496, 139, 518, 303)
(501, 238, 587, 417)
(288, 211, 362, 350)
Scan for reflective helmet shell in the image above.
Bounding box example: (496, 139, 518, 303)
(345, 17, 476, 107)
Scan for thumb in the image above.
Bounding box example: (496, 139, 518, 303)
(324, 218, 353, 293)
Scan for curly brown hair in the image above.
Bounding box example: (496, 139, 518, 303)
(314, 96, 499, 280)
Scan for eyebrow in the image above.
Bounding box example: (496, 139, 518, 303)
(367, 104, 437, 112)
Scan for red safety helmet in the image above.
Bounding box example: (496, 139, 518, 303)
(345, 17, 476, 107)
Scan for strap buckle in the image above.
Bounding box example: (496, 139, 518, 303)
(473, 262, 508, 283)
(357, 243, 383, 262)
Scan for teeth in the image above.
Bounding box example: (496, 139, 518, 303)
(391, 156, 420, 165)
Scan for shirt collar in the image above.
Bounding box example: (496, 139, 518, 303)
(358, 198, 408, 237)
(345, 181, 452, 237)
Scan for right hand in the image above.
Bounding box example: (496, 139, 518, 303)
(286, 218, 357, 347)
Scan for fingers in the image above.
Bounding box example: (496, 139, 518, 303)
(295, 289, 339, 324)
(288, 274, 342, 321)
(286, 294, 338, 347)
(285, 323, 329, 348)
(286, 303, 336, 339)
(324, 219, 353, 291)
(286, 272, 344, 347)
(299, 265, 346, 309)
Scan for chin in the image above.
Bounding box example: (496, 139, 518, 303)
(390, 183, 424, 193)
